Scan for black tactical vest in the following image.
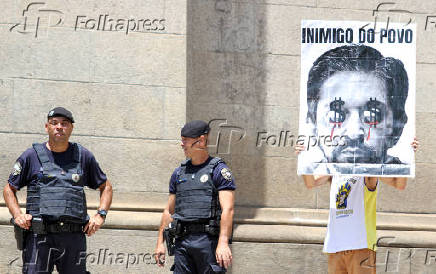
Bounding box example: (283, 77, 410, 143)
(173, 157, 222, 222)
(26, 143, 87, 223)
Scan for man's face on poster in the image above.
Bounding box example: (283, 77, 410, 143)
(315, 71, 394, 163)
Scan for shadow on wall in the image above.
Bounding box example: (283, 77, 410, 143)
(187, 0, 268, 212)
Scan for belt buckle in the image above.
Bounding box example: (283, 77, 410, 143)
(58, 221, 68, 232)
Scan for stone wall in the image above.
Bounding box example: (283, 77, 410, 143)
(0, 0, 435, 273)
(0, 0, 186, 272)
(0, 0, 186, 214)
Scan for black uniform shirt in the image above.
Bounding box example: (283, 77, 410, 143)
(8, 142, 107, 190)
(169, 157, 236, 194)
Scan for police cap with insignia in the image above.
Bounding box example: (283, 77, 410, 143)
(47, 107, 75, 123)
(181, 120, 210, 138)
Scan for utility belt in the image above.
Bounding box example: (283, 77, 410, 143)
(173, 219, 220, 237)
(30, 217, 85, 234)
(163, 219, 220, 256)
(45, 221, 85, 233)
(180, 221, 220, 236)
(11, 217, 86, 250)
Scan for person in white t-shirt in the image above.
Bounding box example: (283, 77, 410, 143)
(295, 138, 418, 274)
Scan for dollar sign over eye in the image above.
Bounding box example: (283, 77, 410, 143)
(329, 97, 346, 124)
(328, 97, 346, 139)
(363, 97, 385, 141)
(363, 97, 382, 127)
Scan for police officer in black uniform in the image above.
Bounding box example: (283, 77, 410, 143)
(3, 107, 113, 274)
(154, 120, 236, 273)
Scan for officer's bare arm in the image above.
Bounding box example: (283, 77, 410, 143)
(3, 184, 21, 218)
(301, 175, 332, 189)
(3, 184, 32, 229)
(218, 190, 234, 243)
(157, 194, 175, 243)
(84, 180, 113, 236)
(98, 180, 113, 211)
(216, 190, 234, 268)
(155, 194, 175, 266)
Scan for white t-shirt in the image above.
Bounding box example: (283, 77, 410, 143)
(323, 175, 377, 253)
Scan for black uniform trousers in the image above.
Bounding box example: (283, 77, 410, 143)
(172, 233, 226, 274)
(22, 231, 87, 274)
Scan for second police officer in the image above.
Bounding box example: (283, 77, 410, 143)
(155, 120, 236, 273)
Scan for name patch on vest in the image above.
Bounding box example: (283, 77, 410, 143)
(200, 174, 209, 183)
(72, 174, 81, 183)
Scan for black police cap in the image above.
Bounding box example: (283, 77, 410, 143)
(47, 107, 75, 123)
(181, 120, 210, 138)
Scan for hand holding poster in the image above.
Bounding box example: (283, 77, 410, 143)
(298, 20, 416, 177)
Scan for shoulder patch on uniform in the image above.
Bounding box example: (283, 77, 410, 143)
(220, 168, 232, 181)
(11, 161, 22, 176)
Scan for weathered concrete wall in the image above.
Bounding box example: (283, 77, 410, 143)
(0, 0, 436, 273)
(0, 0, 186, 272)
(0, 0, 187, 207)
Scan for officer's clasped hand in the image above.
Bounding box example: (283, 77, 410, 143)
(154, 243, 166, 267)
(83, 213, 105, 236)
(13, 213, 32, 230)
(215, 242, 233, 269)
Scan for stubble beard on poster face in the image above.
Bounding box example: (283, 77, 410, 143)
(323, 136, 383, 164)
